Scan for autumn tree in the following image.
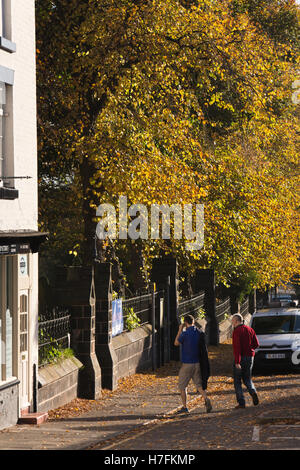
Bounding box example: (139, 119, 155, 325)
(36, 0, 300, 294)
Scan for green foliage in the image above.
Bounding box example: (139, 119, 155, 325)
(112, 291, 119, 300)
(39, 327, 74, 366)
(39, 342, 62, 366)
(39, 345, 74, 367)
(196, 308, 206, 321)
(124, 307, 141, 332)
(230, 272, 260, 303)
(62, 348, 75, 360)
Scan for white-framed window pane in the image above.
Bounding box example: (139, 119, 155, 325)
(0, 256, 15, 382)
(0, 258, 3, 381)
(0, 113, 3, 181)
(0, 0, 3, 38)
(0, 82, 6, 106)
(5, 256, 13, 379)
(0, 82, 6, 184)
(1, 0, 11, 40)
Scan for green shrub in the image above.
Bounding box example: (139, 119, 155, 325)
(124, 307, 141, 331)
(196, 307, 206, 321)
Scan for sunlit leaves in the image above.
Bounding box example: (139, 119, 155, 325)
(37, 0, 300, 288)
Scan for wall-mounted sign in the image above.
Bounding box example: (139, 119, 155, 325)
(0, 245, 9, 255)
(0, 243, 31, 256)
(112, 299, 123, 338)
(18, 244, 31, 254)
(20, 255, 28, 276)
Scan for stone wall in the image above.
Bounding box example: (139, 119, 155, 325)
(37, 357, 83, 413)
(36, 323, 155, 412)
(112, 324, 155, 381)
(52, 266, 102, 400)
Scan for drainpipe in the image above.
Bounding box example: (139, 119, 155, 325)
(33, 363, 37, 412)
(151, 283, 156, 371)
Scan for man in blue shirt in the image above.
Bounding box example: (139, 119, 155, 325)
(174, 314, 212, 414)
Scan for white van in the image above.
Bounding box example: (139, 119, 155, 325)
(250, 308, 300, 370)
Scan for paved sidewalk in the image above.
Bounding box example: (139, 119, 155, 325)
(0, 362, 205, 450)
(106, 393, 300, 451)
(0, 343, 299, 450)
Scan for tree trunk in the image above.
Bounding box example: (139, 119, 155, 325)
(80, 157, 98, 266)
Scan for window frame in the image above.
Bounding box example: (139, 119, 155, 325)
(0, 70, 18, 200)
(0, 80, 6, 186)
(0, 0, 16, 53)
(252, 315, 297, 335)
(0, 255, 17, 385)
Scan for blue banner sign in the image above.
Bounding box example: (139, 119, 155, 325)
(112, 299, 123, 337)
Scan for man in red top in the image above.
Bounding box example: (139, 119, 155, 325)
(232, 313, 260, 409)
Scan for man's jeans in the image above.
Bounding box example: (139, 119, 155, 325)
(233, 356, 256, 406)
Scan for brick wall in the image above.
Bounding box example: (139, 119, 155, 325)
(112, 324, 155, 381)
(38, 357, 83, 413)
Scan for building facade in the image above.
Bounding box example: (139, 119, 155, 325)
(0, 0, 45, 429)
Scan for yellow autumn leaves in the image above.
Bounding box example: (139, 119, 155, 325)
(37, 0, 300, 289)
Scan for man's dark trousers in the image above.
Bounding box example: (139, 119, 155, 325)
(233, 356, 256, 406)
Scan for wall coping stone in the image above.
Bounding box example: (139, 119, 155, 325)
(38, 357, 83, 387)
(112, 324, 153, 351)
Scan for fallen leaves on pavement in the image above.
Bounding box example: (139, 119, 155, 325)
(48, 339, 299, 423)
(47, 341, 232, 421)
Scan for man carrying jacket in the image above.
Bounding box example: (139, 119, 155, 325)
(232, 313, 260, 409)
(174, 314, 212, 414)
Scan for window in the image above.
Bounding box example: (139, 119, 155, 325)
(294, 316, 300, 333)
(0, 256, 15, 383)
(252, 315, 296, 335)
(1, 0, 10, 40)
(0, 0, 4, 37)
(20, 294, 28, 353)
(0, 81, 6, 187)
(0, 79, 17, 199)
(0, 1, 15, 53)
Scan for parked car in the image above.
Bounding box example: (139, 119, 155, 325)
(250, 308, 300, 370)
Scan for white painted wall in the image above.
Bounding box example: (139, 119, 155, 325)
(0, 0, 38, 232)
(0, 1, 39, 412)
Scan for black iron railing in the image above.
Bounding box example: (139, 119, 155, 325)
(38, 308, 71, 366)
(215, 297, 231, 323)
(178, 291, 205, 322)
(122, 292, 153, 329)
(240, 298, 249, 318)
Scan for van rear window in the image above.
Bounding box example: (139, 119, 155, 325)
(252, 315, 299, 335)
(294, 316, 300, 333)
